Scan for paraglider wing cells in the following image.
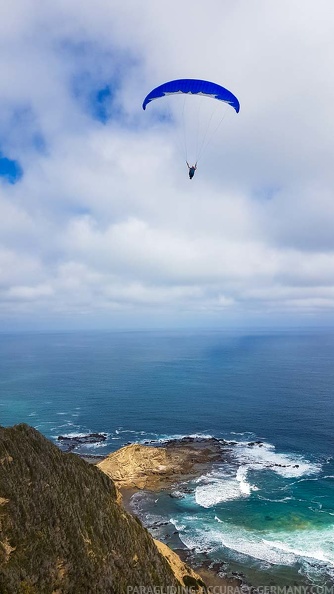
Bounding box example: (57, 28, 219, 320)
(142, 79, 240, 113)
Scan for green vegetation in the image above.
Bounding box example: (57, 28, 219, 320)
(0, 424, 181, 593)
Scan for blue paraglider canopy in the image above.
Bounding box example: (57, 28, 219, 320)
(142, 78, 240, 113)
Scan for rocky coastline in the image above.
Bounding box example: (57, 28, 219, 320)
(60, 433, 306, 591)
(57, 432, 108, 454)
(95, 436, 258, 592)
(97, 436, 226, 489)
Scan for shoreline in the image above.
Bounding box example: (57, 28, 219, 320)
(76, 434, 333, 591)
(107, 437, 256, 592)
(120, 486, 252, 592)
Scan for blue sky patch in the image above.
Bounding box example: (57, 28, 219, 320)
(93, 85, 114, 123)
(72, 71, 125, 124)
(59, 39, 139, 125)
(0, 155, 23, 184)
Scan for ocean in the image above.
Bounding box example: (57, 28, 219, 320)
(0, 329, 333, 587)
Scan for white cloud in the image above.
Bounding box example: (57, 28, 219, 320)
(1, 0, 334, 329)
(7, 283, 53, 300)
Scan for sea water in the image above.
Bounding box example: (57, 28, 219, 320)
(0, 329, 333, 586)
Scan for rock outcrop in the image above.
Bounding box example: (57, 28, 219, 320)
(97, 437, 223, 490)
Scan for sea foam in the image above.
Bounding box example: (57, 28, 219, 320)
(234, 441, 321, 478)
(175, 514, 334, 573)
(195, 477, 245, 507)
(195, 464, 258, 507)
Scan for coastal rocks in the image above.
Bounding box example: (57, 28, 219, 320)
(57, 433, 107, 452)
(176, 550, 251, 592)
(97, 438, 223, 490)
(98, 444, 172, 489)
(169, 490, 185, 499)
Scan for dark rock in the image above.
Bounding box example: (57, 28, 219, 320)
(57, 433, 107, 452)
(58, 432, 107, 443)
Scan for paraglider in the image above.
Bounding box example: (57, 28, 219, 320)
(186, 161, 197, 180)
(142, 79, 240, 113)
(143, 78, 240, 178)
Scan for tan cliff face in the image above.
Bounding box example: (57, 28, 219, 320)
(0, 425, 206, 594)
(154, 540, 206, 593)
(97, 439, 222, 490)
(97, 443, 173, 489)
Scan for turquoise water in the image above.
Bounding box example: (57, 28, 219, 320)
(0, 329, 333, 586)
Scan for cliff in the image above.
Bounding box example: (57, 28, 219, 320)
(0, 424, 204, 594)
(153, 541, 206, 590)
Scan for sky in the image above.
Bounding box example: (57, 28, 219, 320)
(1, 0, 334, 331)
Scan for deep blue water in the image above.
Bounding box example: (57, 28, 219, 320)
(0, 329, 333, 586)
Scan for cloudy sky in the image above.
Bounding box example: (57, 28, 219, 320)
(1, 0, 334, 330)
